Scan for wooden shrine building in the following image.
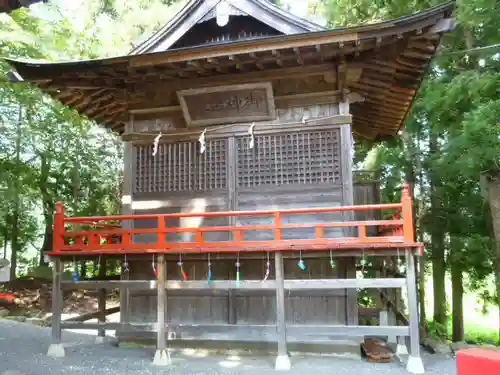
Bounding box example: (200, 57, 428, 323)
(5, 0, 455, 373)
(0, 0, 46, 13)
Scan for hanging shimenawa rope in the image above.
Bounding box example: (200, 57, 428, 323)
(135, 114, 343, 156)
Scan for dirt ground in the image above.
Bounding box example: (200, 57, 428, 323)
(0, 278, 118, 322)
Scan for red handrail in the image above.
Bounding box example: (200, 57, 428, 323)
(50, 184, 418, 256)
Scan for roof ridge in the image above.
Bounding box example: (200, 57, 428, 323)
(129, 0, 325, 56)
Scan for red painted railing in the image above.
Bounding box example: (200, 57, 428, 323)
(49, 185, 420, 256)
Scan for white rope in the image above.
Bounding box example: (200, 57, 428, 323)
(142, 114, 342, 154)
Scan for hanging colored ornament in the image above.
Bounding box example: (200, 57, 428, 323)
(152, 255, 158, 278)
(177, 254, 188, 281)
(329, 250, 336, 270)
(263, 252, 270, 281)
(72, 257, 79, 281)
(235, 254, 241, 288)
(297, 251, 306, 271)
(207, 253, 213, 286)
(123, 254, 129, 273)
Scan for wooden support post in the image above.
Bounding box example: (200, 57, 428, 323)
(96, 257, 106, 342)
(274, 252, 291, 371)
(47, 258, 65, 357)
(119, 264, 130, 333)
(343, 257, 359, 326)
(153, 254, 171, 366)
(405, 249, 424, 374)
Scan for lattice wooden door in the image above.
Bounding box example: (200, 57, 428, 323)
(236, 130, 342, 188)
(134, 139, 228, 193)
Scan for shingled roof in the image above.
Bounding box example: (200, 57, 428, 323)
(4, 1, 455, 140)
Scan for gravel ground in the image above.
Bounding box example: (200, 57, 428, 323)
(0, 320, 457, 375)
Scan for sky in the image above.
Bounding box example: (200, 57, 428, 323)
(30, 0, 325, 28)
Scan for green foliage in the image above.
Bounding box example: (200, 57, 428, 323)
(313, 0, 500, 342)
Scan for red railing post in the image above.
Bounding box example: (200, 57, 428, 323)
(53, 202, 65, 253)
(274, 213, 282, 241)
(401, 184, 414, 242)
(157, 216, 166, 247)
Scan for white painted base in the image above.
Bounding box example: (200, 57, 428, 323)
(152, 349, 172, 366)
(274, 354, 291, 371)
(397, 344, 409, 355)
(95, 336, 106, 344)
(406, 355, 425, 374)
(47, 343, 65, 358)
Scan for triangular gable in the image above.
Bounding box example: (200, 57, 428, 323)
(130, 0, 324, 55)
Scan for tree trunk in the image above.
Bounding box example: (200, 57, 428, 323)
(429, 130, 447, 327)
(3, 225, 7, 259)
(38, 153, 54, 266)
(450, 238, 464, 342)
(483, 176, 500, 345)
(10, 105, 23, 280)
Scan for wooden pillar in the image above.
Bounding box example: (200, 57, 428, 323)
(405, 249, 424, 374)
(119, 265, 130, 326)
(118, 138, 134, 341)
(47, 258, 65, 357)
(153, 254, 171, 366)
(97, 257, 106, 340)
(274, 252, 291, 371)
(344, 257, 359, 326)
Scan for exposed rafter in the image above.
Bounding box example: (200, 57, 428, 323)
(4, 2, 455, 140)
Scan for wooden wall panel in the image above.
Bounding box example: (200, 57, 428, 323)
(353, 182, 381, 236)
(236, 186, 344, 240)
(126, 256, 348, 326)
(132, 192, 230, 243)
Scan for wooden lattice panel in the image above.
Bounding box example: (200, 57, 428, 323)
(236, 130, 342, 188)
(134, 140, 227, 193)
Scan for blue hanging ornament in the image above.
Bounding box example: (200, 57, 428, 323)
(297, 259, 306, 271)
(207, 254, 213, 286)
(72, 259, 79, 281)
(235, 254, 241, 288)
(297, 252, 306, 271)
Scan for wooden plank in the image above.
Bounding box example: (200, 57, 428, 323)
(177, 82, 276, 127)
(123, 115, 352, 141)
(157, 254, 166, 351)
(51, 259, 63, 343)
(132, 63, 336, 92)
(62, 278, 406, 291)
(61, 322, 410, 338)
(97, 257, 106, 337)
(275, 252, 288, 357)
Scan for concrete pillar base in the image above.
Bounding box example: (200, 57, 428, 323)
(152, 349, 172, 366)
(274, 354, 291, 371)
(95, 336, 106, 344)
(406, 355, 425, 374)
(397, 343, 409, 355)
(47, 343, 65, 358)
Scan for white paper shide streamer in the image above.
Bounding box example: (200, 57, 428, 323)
(198, 129, 207, 154)
(248, 122, 256, 149)
(152, 132, 162, 156)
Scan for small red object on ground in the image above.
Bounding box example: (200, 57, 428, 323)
(457, 348, 500, 375)
(0, 292, 15, 304)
